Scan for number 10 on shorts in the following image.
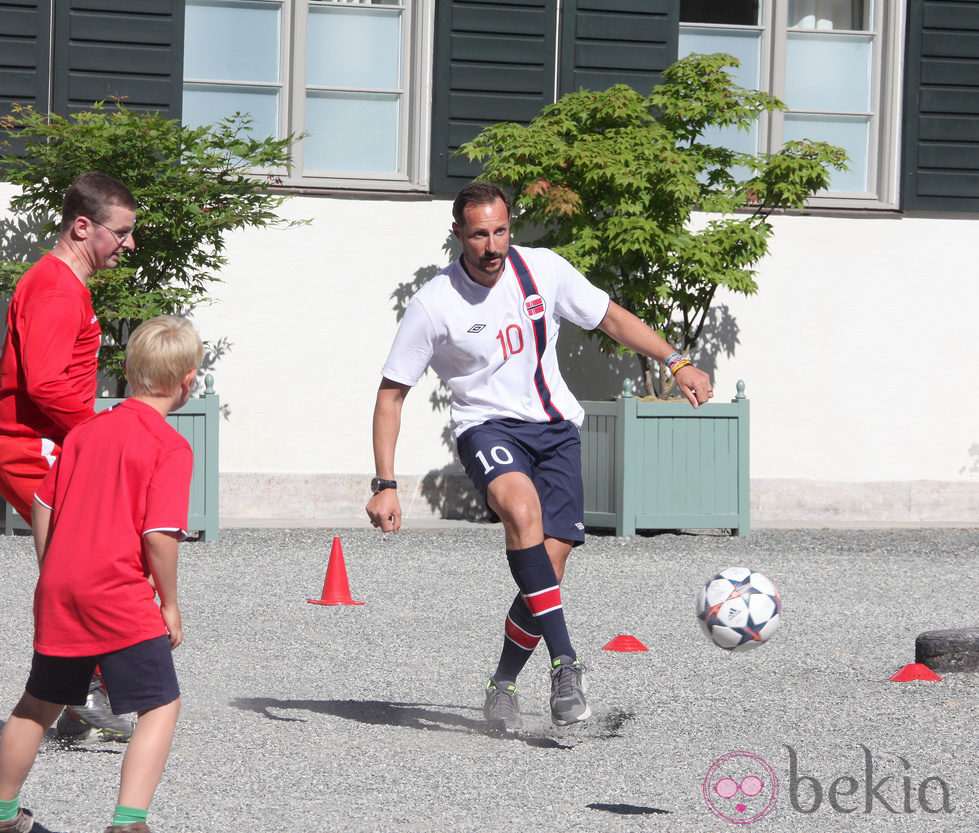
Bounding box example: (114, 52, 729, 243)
(475, 445, 514, 475)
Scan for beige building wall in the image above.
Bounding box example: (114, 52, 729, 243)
(2, 183, 976, 524)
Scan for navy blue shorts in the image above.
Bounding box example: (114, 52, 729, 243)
(456, 418, 585, 543)
(26, 635, 179, 714)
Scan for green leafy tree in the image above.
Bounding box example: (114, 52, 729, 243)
(459, 53, 847, 397)
(0, 102, 303, 395)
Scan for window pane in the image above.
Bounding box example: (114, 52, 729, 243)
(307, 7, 401, 89)
(680, 0, 760, 25)
(785, 32, 873, 112)
(783, 113, 869, 192)
(303, 91, 400, 173)
(789, 0, 872, 31)
(679, 29, 762, 90)
(183, 84, 280, 138)
(184, 1, 280, 83)
(697, 121, 759, 159)
(679, 29, 762, 167)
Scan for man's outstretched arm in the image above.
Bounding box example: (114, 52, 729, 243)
(597, 301, 714, 407)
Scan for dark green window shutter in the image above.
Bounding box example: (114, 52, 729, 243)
(51, 0, 184, 118)
(902, 0, 979, 211)
(559, 0, 678, 96)
(430, 0, 679, 194)
(430, 0, 559, 195)
(0, 1, 52, 113)
(0, 1, 52, 155)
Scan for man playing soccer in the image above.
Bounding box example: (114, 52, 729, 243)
(366, 181, 713, 731)
(0, 171, 138, 739)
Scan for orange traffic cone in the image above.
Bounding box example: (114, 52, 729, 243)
(307, 537, 364, 606)
(603, 634, 649, 652)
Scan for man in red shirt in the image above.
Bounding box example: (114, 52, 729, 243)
(0, 171, 136, 513)
(0, 171, 137, 739)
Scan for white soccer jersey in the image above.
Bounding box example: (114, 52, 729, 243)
(382, 245, 610, 437)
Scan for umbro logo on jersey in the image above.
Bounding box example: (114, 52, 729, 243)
(468, 324, 486, 333)
(524, 294, 545, 321)
(575, 522, 585, 531)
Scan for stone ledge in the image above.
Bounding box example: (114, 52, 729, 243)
(218, 473, 979, 525)
(219, 469, 483, 522)
(750, 478, 979, 524)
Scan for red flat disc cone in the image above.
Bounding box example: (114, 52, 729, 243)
(603, 634, 649, 652)
(889, 663, 942, 682)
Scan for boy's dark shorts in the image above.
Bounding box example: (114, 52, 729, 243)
(456, 418, 586, 544)
(26, 635, 179, 714)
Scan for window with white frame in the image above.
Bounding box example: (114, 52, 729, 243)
(182, 0, 433, 190)
(679, 0, 903, 208)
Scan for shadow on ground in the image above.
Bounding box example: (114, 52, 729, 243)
(25, 819, 69, 833)
(587, 802, 670, 816)
(229, 697, 574, 749)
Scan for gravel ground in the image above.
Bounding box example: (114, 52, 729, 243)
(1, 525, 977, 833)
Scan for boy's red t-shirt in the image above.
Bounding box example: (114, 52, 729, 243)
(33, 399, 193, 656)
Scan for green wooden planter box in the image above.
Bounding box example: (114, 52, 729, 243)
(580, 380, 749, 536)
(2, 374, 220, 541)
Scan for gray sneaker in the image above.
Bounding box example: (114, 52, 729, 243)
(549, 655, 591, 726)
(64, 676, 134, 741)
(483, 678, 523, 732)
(55, 707, 92, 739)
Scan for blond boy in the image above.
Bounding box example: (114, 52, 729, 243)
(0, 316, 204, 833)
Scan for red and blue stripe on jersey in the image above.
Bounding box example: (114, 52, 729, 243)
(507, 248, 564, 423)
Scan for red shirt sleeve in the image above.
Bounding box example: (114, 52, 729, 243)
(19, 291, 97, 434)
(143, 445, 193, 536)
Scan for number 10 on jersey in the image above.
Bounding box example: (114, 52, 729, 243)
(496, 324, 524, 361)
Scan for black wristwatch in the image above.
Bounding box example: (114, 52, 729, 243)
(370, 477, 397, 494)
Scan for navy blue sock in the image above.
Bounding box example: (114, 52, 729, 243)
(505, 543, 576, 662)
(493, 593, 542, 683)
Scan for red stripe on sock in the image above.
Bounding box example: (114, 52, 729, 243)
(523, 586, 562, 617)
(505, 615, 542, 651)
